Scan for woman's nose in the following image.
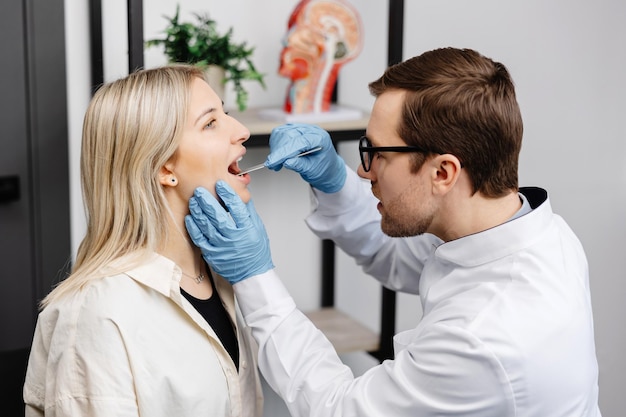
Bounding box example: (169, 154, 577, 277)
(230, 117, 250, 144)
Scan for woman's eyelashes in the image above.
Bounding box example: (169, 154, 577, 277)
(204, 119, 216, 130)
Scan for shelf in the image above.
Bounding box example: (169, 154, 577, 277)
(305, 307, 380, 354)
(241, 112, 396, 362)
(230, 106, 370, 147)
(114, 0, 404, 364)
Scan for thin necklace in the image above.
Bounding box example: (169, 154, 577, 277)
(181, 257, 205, 284)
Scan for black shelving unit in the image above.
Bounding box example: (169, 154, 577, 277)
(91, 0, 405, 363)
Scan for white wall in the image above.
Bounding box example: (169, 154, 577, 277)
(65, 1, 625, 416)
(101, 0, 386, 112)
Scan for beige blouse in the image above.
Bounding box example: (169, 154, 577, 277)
(24, 253, 263, 417)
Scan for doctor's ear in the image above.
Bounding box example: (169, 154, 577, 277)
(431, 154, 462, 194)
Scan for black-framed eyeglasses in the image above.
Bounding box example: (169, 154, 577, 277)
(358, 136, 428, 172)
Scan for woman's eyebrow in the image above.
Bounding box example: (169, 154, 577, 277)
(194, 107, 217, 125)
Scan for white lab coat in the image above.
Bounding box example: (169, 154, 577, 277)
(235, 169, 601, 416)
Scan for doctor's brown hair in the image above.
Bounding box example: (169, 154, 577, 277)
(368, 47, 523, 198)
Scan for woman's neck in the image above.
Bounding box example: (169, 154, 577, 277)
(160, 217, 213, 299)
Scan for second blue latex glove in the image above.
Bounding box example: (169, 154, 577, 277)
(265, 123, 347, 193)
(185, 181, 274, 284)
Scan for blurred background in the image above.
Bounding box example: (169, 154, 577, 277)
(1, 1, 624, 416)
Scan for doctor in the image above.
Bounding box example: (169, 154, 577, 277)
(186, 47, 602, 416)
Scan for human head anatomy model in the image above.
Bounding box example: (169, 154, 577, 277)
(279, 0, 363, 114)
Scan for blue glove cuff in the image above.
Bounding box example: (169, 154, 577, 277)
(315, 154, 347, 193)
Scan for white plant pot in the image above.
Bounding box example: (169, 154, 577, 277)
(204, 65, 226, 101)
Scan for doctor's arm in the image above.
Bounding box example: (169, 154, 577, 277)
(185, 182, 510, 417)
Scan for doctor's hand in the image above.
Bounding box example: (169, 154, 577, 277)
(185, 182, 274, 284)
(265, 123, 347, 193)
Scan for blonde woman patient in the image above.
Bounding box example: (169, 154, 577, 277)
(23, 65, 263, 416)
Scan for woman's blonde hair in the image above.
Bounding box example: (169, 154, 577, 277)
(41, 64, 205, 308)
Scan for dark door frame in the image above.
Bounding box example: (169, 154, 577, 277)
(0, 0, 70, 348)
(1, 0, 69, 415)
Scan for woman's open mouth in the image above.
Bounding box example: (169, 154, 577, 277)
(228, 156, 243, 176)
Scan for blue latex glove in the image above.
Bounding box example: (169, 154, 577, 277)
(185, 181, 274, 284)
(265, 123, 347, 193)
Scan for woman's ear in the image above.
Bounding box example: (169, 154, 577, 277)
(431, 154, 462, 195)
(159, 164, 177, 187)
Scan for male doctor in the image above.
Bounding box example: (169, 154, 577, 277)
(186, 47, 601, 416)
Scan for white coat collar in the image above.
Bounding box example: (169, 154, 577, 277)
(433, 187, 552, 267)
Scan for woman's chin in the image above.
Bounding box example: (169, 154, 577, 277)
(238, 189, 252, 204)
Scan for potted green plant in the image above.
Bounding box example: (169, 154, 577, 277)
(146, 5, 265, 111)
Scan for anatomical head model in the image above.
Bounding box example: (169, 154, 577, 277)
(279, 0, 363, 114)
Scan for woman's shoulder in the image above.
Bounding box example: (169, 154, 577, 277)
(41, 272, 138, 319)
(39, 253, 182, 337)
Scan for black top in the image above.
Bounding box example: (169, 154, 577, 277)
(181, 275, 239, 371)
